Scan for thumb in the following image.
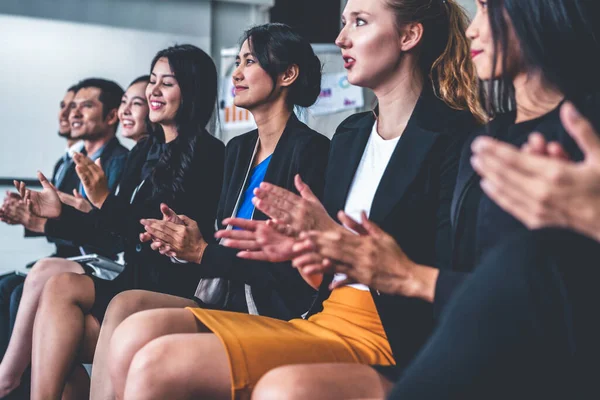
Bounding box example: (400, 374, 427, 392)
(294, 175, 318, 203)
(37, 171, 52, 190)
(95, 158, 102, 168)
(561, 102, 600, 160)
(73, 189, 83, 198)
(160, 203, 177, 220)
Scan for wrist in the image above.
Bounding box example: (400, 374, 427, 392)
(94, 191, 110, 209)
(404, 264, 439, 303)
(195, 240, 208, 264)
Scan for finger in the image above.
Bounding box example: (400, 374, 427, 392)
(292, 252, 323, 269)
(140, 232, 153, 243)
(160, 203, 178, 221)
(236, 250, 270, 261)
(337, 211, 367, 235)
(547, 142, 570, 160)
(561, 102, 600, 160)
(215, 229, 256, 241)
(222, 239, 261, 251)
(359, 213, 384, 238)
(527, 133, 547, 155)
(143, 223, 178, 244)
(294, 174, 319, 202)
(252, 197, 293, 224)
(150, 240, 164, 251)
(480, 178, 552, 229)
(159, 245, 171, 255)
(266, 219, 297, 237)
(222, 217, 261, 231)
(73, 189, 83, 198)
(37, 171, 52, 190)
(95, 158, 102, 168)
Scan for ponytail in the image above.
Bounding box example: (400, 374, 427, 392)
(386, 0, 487, 123)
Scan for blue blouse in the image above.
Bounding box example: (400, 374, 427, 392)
(235, 154, 272, 223)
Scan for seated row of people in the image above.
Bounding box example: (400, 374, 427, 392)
(0, 0, 598, 398)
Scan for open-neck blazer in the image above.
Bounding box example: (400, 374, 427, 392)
(197, 113, 330, 320)
(45, 131, 225, 297)
(306, 89, 477, 370)
(435, 92, 600, 321)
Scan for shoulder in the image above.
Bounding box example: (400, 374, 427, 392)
(332, 111, 374, 139)
(285, 118, 330, 149)
(196, 130, 225, 152)
(225, 129, 257, 150)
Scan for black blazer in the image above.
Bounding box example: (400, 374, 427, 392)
(196, 114, 330, 320)
(28, 137, 128, 259)
(305, 89, 477, 369)
(45, 131, 225, 297)
(435, 93, 600, 319)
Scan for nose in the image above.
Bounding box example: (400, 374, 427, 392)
(70, 105, 82, 119)
(232, 64, 243, 82)
(150, 82, 162, 97)
(335, 26, 350, 49)
(123, 102, 132, 115)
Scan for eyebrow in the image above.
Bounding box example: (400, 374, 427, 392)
(150, 72, 176, 78)
(131, 96, 146, 102)
(343, 10, 371, 19)
(236, 52, 254, 60)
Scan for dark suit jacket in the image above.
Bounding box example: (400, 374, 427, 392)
(305, 89, 477, 369)
(196, 114, 330, 320)
(45, 131, 225, 297)
(26, 137, 128, 258)
(435, 93, 600, 319)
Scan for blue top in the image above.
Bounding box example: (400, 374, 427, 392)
(235, 154, 272, 224)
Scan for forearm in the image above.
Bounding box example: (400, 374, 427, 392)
(298, 270, 323, 290)
(26, 216, 47, 234)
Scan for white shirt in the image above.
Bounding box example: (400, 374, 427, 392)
(333, 121, 400, 290)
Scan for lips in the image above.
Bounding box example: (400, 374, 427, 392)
(471, 50, 483, 59)
(234, 86, 248, 94)
(342, 56, 356, 70)
(149, 100, 165, 111)
(121, 119, 135, 128)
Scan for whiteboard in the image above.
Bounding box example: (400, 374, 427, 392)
(0, 14, 210, 180)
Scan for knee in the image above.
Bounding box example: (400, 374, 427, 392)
(122, 338, 171, 397)
(39, 272, 81, 303)
(25, 257, 67, 291)
(252, 366, 311, 400)
(104, 290, 149, 326)
(108, 312, 151, 374)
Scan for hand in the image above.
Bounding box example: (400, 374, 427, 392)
(15, 172, 62, 219)
(252, 175, 338, 234)
(0, 192, 46, 232)
(216, 218, 299, 263)
(57, 189, 93, 213)
(521, 132, 569, 160)
(73, 152, 110, 208)
(471, 102, 600, 242)
(139, 203, 184, 245)
(140, 205, 206, 263)
(292, 212, 438, 300)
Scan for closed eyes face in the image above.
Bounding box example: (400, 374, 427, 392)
(335, 0, 403, 90)
(230, 39, 276, 110)
(146, 57, 182, 124)
(119, 81, 149, 140)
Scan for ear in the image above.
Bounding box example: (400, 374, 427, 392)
(399, 22, 424, 52)
(279, 64, 300, 88)
(105, 108, 119, 127)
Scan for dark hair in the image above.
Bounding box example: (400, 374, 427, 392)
(385, 0, 485, 122)
(67, 84, 78, 93)
(485, 0, 600, 116)
(74, 78, 125, 122)
(242, 23, 322, 108)
(149, 44, 218, 203)
(129, 75, 150, 87)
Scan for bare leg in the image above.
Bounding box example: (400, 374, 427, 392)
(252, 364, 394, 400)
(108, 308, 211, 399)
(0, 258, 84, 397)
(31, 272, 98, 400)
(90, 290, 197, 400)
(61, 364, 91, 400)
(123, 333, 231, 400)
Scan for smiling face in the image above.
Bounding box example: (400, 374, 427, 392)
(58, 89, 75, 138)
(335, 0, 404, 89)
(231, 39, 278, 110)
(69, 87, 114, 140)
(466, 0, 522, 81)
(118, 81, 149, 141)
(146, 57, 182, 124)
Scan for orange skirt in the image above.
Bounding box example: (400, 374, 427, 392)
(187, 287, 395, 399)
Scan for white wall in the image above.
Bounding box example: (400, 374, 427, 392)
(0, 14, 210, 180)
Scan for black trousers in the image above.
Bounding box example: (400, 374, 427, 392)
(388, 228, 600, 400)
